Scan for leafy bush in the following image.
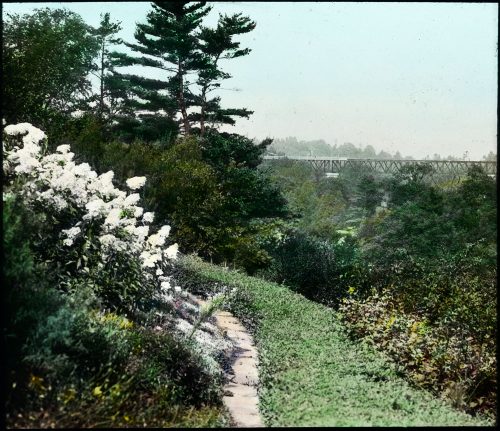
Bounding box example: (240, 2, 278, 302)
(3, 122, 179, 313)
(339, 292, 496, 419)
(261, 228, 369, 305)
(7, 305, 226, 428)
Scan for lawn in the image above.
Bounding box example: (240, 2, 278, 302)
(177, 255, 493, 427)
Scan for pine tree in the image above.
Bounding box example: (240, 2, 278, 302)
(90, 13, 123, 122)
(193, 13, 256, 136)
(110, 1, 211, 136)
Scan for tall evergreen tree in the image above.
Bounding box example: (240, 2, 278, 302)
(89, 13, 123, 122)
(110, 1, 211, 136)
(193, 13, 256, 136)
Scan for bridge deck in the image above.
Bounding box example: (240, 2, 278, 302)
(262, 156, 496, 181)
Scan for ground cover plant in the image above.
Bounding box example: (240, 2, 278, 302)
(176, 255, 493, 427)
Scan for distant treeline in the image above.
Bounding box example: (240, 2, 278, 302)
(268, 137, 497, 161)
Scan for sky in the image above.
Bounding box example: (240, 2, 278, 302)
(3, 1, 498, 159)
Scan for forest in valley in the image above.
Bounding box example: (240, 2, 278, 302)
(2, 2, 497, 427)
(268, 137, 498, 161)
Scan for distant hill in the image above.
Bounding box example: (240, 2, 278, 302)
(267, 137, 413, 160)
(266, 137, 496, 161)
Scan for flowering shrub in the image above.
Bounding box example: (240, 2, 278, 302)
(3, 122, 180, 311)
(3, 121, 235, 368)
(4, 122, 235, 427)
(339, 291, 496, 419)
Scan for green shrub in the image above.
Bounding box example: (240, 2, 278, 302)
(7, 295, 226, 428)
(261, 229, 369, 305)
(338, 292, 496, 419)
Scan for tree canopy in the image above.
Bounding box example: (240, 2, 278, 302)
(2, 8, 99, 130)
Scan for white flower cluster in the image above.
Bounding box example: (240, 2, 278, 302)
(3, 122, 178, 283)
(3, 122, 232, 377)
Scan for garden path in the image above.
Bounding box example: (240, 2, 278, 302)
(195, 298, 263, 427)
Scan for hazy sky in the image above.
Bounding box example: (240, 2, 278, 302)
(3, 2, 498, 159)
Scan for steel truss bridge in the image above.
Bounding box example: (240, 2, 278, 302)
(262, 155, 496, 183)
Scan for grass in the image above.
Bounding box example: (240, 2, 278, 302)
(178, 255, 493, 427)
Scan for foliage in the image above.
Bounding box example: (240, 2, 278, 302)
(177, 256, 491, 426)
(193, 12, 256, 135)
(2, 8, 99, 131)
(261, 155, 496, 421)
(358, 166, 496, 334)
(258, 229, 361, 305)
(109, 1, 256, 138)
(109, 1, 211, 135)
(339, 292, 496, 418)
(3, 123, 231, 427)
(264, 159, 348, 239)
(6, 298, 227, 428)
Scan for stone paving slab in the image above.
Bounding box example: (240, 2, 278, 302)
(194, 297, 264, 427)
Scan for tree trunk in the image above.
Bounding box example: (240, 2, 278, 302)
(99, 40, 105, 120)
(200, 87, 206, 137)
(178, 60, 190, 135)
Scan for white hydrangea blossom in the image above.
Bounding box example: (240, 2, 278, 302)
(99, 234, 127, 252)
(126, 176, 146, 190)
(84, 198, 106, 219)
(61, 226, 81, 247)
(142, 212, 154, 223)
(56, 144, 71, 154)
(124, 193, 140, 207)
(104, 208, 122, 227)
(4, 123, 46, 146)
(134, 206, 144, 218)
(165, 243, 179, 260)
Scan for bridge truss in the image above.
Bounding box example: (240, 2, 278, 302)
(262, 156, 496, 184)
